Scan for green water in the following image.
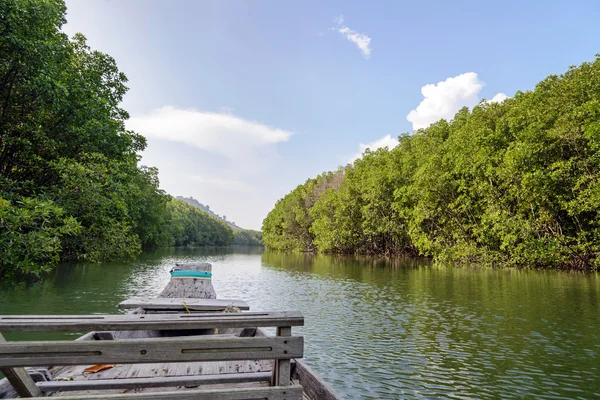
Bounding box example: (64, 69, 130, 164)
(1, 247, 599, 399)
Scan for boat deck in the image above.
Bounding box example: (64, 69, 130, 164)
(49, 360, 276, 397)
(0, 263, 341, 400)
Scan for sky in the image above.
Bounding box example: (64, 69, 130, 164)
(63, 0, 600, 230)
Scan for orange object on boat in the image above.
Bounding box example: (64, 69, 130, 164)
(83, 364, 115, 373)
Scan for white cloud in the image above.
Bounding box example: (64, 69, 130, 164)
(128, 106, 292, 160)
(489, 93, 508, 103)
(351, 134, 399, 161)
(406, 72, 484, 131)
(129, 106, 294, 229)
(332, 15, 372, 59)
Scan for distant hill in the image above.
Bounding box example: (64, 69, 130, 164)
(176, 196, 242, 230)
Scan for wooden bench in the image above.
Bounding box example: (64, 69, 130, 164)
(0, 311, 304, 399)
(118, 298, 251, 312)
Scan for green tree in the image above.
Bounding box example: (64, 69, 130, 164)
(232, 229, 263, 246)
(165, 199, 234, 247)
(262, 170, 345, 251)
(263, 56, 600, 271)
(0, 0, 219, 280)
(0, 196, 80, 280)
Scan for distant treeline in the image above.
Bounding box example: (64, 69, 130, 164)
(232, 229, 263, 246)
(0, 0, 260, 281)
(263, 56, 600, 271)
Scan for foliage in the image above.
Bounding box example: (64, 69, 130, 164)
(0, 196, 80, 280)
(263, 56, 600, 270)
(164, 199, 234, 247)
(0, 0, 230, 280)
(0, 1, 145, 188)
(48, 154, 145, 261)
(262, 169, 344, 251)
(177, 196, 241, 229)
(232, 229, 263, 246)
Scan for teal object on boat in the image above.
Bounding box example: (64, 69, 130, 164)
(170, 270, 212, 279)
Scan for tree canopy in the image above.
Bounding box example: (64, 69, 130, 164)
(0, 0, 247, 280)
(263, 56, 600, 271)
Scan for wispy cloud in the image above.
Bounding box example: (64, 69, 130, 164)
(128, 106, 292, 161)
(351, 134, 399, 161)
(129, 106, 294, 229)
(332, 15, 372, 59)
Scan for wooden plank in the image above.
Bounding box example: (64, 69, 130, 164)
(273, 327, 292, 387)
(29, 385, 303, 400)
(174, 263, 212, 269)
(161, 262, 214, 300)
(0, 336, 303, 367)
(255, 327, 341, 399)
(292, 359, 343, 400)
(0, 311, 303, 332)
(0, 333, 41, 397)
(36, 371, 273, 392)
(160, 263, 217, 299)
(119, 298, 250, 311)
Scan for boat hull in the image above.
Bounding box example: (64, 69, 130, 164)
(0, 263, 343, 399)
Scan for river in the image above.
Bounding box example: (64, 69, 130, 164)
(0, 247, 598, 399)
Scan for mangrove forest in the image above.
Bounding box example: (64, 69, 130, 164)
(0, 0, 258, 281)
(263, 56, 600, 271)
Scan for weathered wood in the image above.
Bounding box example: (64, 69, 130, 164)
(30, 385, 304, 399)
(256, 327, 341, 399)
(0, 336, 303, 367)
(160, 263, 217, 299)
(0, 260, 332, 399)
(175, 263, 212, 270)
(292, 359, 343, 400)
(0, 312, 303, 332)
(273, 327, 292, 387)
(0, 333, 41, 398)
(36, 371, 273, 391)
(119, 298, 250, 311)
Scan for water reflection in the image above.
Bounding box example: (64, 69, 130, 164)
(259, 252, 599, 399)
(0, 248, 598, 399)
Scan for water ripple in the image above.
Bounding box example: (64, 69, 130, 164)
(0, 248, 598, 399)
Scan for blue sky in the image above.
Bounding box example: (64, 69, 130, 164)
(63, 0, 600, 229)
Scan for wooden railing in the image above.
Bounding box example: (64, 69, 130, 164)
(0, 311, 304, 399)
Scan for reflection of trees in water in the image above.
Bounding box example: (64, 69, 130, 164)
(260, 251, 600, 399)
(261, 250, 430, 280)
(261, 251, 600, 335)
(1, 248, 599, 398)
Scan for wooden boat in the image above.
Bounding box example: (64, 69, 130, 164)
(0, 263, 342, 399)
